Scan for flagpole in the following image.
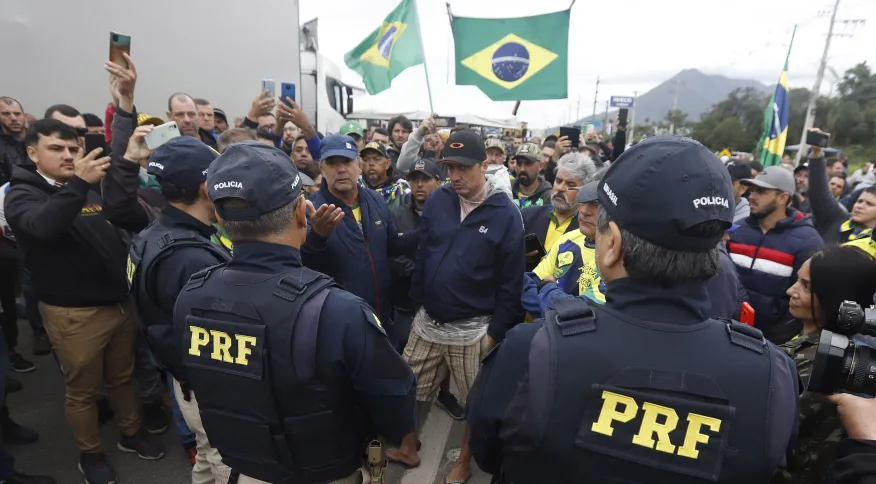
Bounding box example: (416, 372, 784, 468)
(412, 0, 435, 113)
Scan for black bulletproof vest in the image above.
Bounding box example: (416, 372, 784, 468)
(502, 298, 784, 484)
(128, 220, 230, 382)
(174, 264, 370, 484)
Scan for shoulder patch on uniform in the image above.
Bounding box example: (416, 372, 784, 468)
(362, 306, 386, 336)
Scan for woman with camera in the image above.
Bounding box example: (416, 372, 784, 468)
(774, 245, 876, 484)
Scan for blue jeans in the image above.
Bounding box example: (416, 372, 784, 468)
(168, 374, 195, 445)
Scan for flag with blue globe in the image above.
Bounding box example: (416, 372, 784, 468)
(344, 0, 423, 95)
(452, 9, 569, 101)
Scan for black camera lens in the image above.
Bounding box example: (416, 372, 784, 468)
(809, 330, 876, 396)
(112, 34, 119, 42)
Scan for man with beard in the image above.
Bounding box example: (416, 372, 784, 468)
(521, 153, 595, 270)
(729, 166, 823, 343)
(212, 108, 228, 135)
(0, 97, 28, 176)
(359, 141, 410, 210)
(512, 142, 552, 208)
(386, 115, 412, 168)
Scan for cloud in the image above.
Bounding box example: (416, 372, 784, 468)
(303, 0, 875, 127)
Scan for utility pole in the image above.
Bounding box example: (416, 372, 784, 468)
(592, 75, 600, 121)
(669, 78, 682, 134)
(629, 90, 639, 141)
(603, 100, 610, 135)
(794, 0, 864, 163)
(576, 95, 581, 123)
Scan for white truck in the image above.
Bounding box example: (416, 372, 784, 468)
(1, 0, 361, 133)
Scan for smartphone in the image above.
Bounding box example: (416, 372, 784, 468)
(261, 79, 276, 98)
(740, 302, 755, 326)
(560, 127, 581, 149)
(84, 133, 107, 155)
(109, 31, 131, 68)
(805, 129, 830, 148)
(525, 233, 547, 257)
(145, 122, 181, 150)
(618, 108, 629, 126)
(280, 82, 296, 105)
(433, 116, 457, 128)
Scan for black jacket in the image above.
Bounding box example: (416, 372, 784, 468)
(198, 128, 218, 151)
(0, 131, 27, 185)
(4, 168, 129, 307)
(512, 176, 552, 208)
(388, 200, 421, 311)
(102, 106, 167, 233)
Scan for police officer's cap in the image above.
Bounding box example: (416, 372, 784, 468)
(207, 141, 304, 221)
(147, 136, 218, 189)
(597, 135, 734, 251)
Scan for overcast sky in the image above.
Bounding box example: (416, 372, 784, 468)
(300, 0, 874, 128)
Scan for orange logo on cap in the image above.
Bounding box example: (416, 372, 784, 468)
(449, 142, 464, 148)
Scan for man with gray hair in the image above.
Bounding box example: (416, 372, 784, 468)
(522, 152, 597, 270)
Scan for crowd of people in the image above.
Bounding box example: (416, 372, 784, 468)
(0, 50, 876, 484)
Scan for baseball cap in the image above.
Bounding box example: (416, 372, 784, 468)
(319, 134, 359, 161)
(597, 135, 735, 252)
(515, 143, 542, 164)
(793, 162, 809, 173)
(207, 141, 303, 221)
(441, 131, 486, 166)
(485, 138, 506, 154)
(339, 120, 364, 138)
(147, 137, 218, 189)
(576, 180, 600, 204)
(407, 157, 441, 180)
(137, 113, 165, 127)
(726, 161, 751, 182)
(213, 108, 227, 121)
(359, 141, 388, 159)
(741, 166, 796, 195)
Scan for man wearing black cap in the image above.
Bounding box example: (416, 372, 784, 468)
(128, 136, 232, 484)
(726, 160, 751, 222)
(174, 141, 416, 484)
(213, 108, 228, 135)
(386, 130, 524, 483)
(729, 166, 823, 343)
(468, 135, 799, 484)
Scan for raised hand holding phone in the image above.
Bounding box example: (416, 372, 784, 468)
(75, 148, 111, 184)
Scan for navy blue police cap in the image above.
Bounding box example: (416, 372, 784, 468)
(207, 141, 304, 221)
(597, 135, 734, 251)
(319, 134, 359, 161)
(147, 136, 218, 189)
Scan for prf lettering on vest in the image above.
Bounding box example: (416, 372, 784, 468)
(590, 390, 722, 459)
(188, 325, 257, 366)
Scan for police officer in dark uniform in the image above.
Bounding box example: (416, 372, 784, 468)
(467, 135, 800, 484)
(127, 136, 233, 481)
(173, 141, 416, 484)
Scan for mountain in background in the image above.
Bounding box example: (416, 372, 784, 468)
(569, 68, 770, 128)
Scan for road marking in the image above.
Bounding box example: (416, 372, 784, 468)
(401, 407, 454, 484)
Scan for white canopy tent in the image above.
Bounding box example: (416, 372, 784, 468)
(347, 109, 521, 129)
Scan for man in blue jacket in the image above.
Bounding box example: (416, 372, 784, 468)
(729, 166, 823, 343)
(385, 130, 525, 484)
(301, 135, 417, 342)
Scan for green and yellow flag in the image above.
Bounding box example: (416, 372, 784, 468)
(344, 0, 423, 95)
(451, 9, 569, 101)
(758, 27, 796, 167)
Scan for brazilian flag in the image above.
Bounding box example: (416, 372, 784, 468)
(344, 0, 423, 95)
(451, 9, 569, 101)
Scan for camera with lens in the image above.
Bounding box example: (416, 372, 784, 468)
(808, 298, 876, 396)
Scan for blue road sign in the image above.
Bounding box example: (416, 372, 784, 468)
(610, 96, 635, 108)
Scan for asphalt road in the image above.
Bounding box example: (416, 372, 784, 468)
(4, 318, 492, 484)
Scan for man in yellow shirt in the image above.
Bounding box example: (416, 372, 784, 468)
(521, 153, 597, 270)
(522, 175, 605, 318)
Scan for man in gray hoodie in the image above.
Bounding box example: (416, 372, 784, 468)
(727, 160, 750, 222)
